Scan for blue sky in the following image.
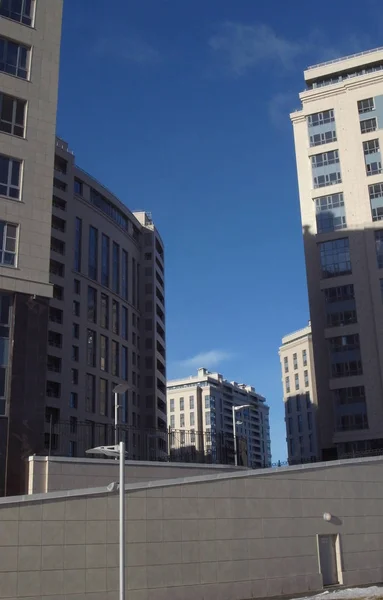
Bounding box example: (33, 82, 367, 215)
(58, 0, 383, 460)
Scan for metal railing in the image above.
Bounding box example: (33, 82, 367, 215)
(306, 47, 383, 71)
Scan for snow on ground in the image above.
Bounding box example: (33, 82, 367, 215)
(292, 586, 383, 600)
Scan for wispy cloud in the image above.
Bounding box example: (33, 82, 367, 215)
(208, 21, 372, 77)
(209, 22, 302, 76)
(178, 350, 234, 370)
(93, 34, 161, 65)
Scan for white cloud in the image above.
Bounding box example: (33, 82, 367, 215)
(93, 34, 160, 65)
(208, 22, 302, 76)
(178, 350, 234, 370)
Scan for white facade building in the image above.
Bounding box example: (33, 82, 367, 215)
(291, 47, 383, 459)
(167, 368, 271, 468)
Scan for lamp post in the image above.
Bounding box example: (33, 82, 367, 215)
(232, 404, 250, 467)
(113, 383, 129, 446)
(86, 443, 126, 600)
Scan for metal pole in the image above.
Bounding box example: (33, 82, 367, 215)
(119, 441, 125, 600)
(114, 392, 118, 446)
(232, 406, 237, 467)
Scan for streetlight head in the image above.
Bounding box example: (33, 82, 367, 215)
(107, 481, 119, 492)
(234, 404, 250, 411)
(86, 445, 121, 457)
(113, 383, 129, 394)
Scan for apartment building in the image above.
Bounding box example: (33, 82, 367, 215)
(279, 323, 319, 463)
(167, 368, 271, 468)
(0, 0, 63, 495)
(291, 47, 383, 459)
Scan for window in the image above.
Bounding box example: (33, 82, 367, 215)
(205, 396, 210, 409)
(311, 150, 339, 168)
(180, 414, 185, 427)
(170, 415, 175, 428)
(295, 374, 299, 391)
(319, 238, 351, 278)
(0, 93, 26, 137)
(101, 234, 110, 287)
(72, 345, 79, 362)
(296, 394, 301, 412)
(69, 441, 77, 457)
(289, 438, 295, 456)
(180, 397, 184, 411)
(74, 279, 80, 295)
(307, 412, 313, 431)
(99, 378, 108, 416)
(121, 250, 128, 300)
(112, 242, 120, 294)
(50, 259, 64, 277)
(327, 310, 357, 327)
(325, 284, 354, 303)
(49, 307, 63, 325)
(0, 37, 29, 79)
(375, 231, 383, 268)
(332, 360, 363, 378)
(48, 330, 62, 348)
(308, 110, 335, 127)
(53, 177, 66, 192)
(74, 179, 83, 196)
(0, 221, 18, 267)
(87, 287, 97, 323)
(283, 356, 288, 373)
(306, 392, 310, 409)
(285, 376, 290, 394)
(121, 346, 128, 380)
(121, 306, 128, 339)
(330, 333, 360, 353)
(0, 0, 35, 25)
(364, 139, 380, 155)
(70, 392, 78, 409)
(46, 381, 60, 399)
(112, 300, 119, 334)
(52, 215, 66, 232)
(73, 300, 80, 317)
(86, 374, 95, 413)
(69, 416, 77, 434)
(88, 226, 98, 281)
(54, 156, 67, 175)
(170, 399, 174, 412)
(334, 386, 366, 405)
(304, 370, 309, 388)
(314, 193, 346, 233)
(0, 155, 21, 199)
(297, 414, 303, 433)
(52, 196, 66, 211)
(293, 353, 298, 370)
(336, 413, 368, 431)
(71, 368, 78, 385)
(47, 355, 61, 373)
(288, 417, 293, 435)
(100, 293, 109, 329)
(74, 218, 82, 272)
(189, 395, 194, 409)
(313, 171, 342, 189)
(310, 130, 337, 147)
(100, 335, 108, 371)
(360, 118, 377, 134)
(366, 161, 382, 176)
(302, 350, 307, 367)
(72, 323, 79, 339)
(358, 98, 374, 114)
(205, 412, 211, 426)
(87, 329, 96, 367)
(190, 412, 195, 427)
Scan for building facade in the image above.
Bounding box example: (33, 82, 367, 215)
(167, 368, 271, 468)
(0, 0, 63, 495)
(46, 138, 167, 463)
(279, 323, 319, 463)
(291, 47, 383, 460)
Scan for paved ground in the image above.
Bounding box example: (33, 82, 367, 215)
(292, 587, 383, 600)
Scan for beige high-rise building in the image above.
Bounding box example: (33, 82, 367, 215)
(0, 0, 63, 495)
(167, 368, 271, 468)
(291, 47, 383, 460)
(279, 323, 319, 463)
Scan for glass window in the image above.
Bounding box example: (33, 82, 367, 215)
(170, 399, 174, 412)
(170, 415, 175, 428)
(0, 155, 21, 199)
(100, 335, 108, 372)
(293, 353, 298, 370)
(375, 231, 383, 268)
(358, 98, 374, 114)
(319, 238, 351, 278)
(307, 412, 313, 430)
(0, 0, 35, 25)
(73, 218, 82, 272)
(87, 329, 96, 367)
(87, 286, 97, 323)
(190, 412, 195, 426)
(332, 360, 363, 378)
(72, 345, 79, 362)
(112, 341, 119, 376)
(205, 412, 211, 426)
(88, 226, 98, 281)
(121, 346, 128, 380)
(297, 414, 302, 433)
(100, 293, 109, 329)
(100, 378, 108, 416)
(0, 221, 17, 266)
(72, 323, 79, 338)
(180, 397, 184, 411)
(360, 118, 377, 134)
(295, 374, 299, 391)
(73, 300, 80, 317)
(180, 414, 185, 427)
(307, 110, 335, 127)
(284, 356, 288, 373)
(304, 370, 309, 387)
(205, 396, 210, 409)
(74, 179, 83, 196)
(112, 300, 119, 334)
(0, 36, 29, 79)
(71, 368, 78, 385)
(311, 150, 339, 168)
(86, 374, 95, 413)
(101, 234, 110, 287)
(296, 394, 301, 411)
(285, 376, 290, 394)
(74, 279, 80, 295)
(121, 306, 128, 339)
(302, 349, 307, 367)
(121, 250, 128, 300)
(330, 333, 360, 353)
(70, 392, 78, 409)
(0, 93, 26, 137)
(112, 242, 120, 294)
(189, 395, 194, 409)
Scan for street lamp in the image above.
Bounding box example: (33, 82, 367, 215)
(232, 404, 250, 467)
(113, 383, 129, 446)
(86, 443, 126, 600)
